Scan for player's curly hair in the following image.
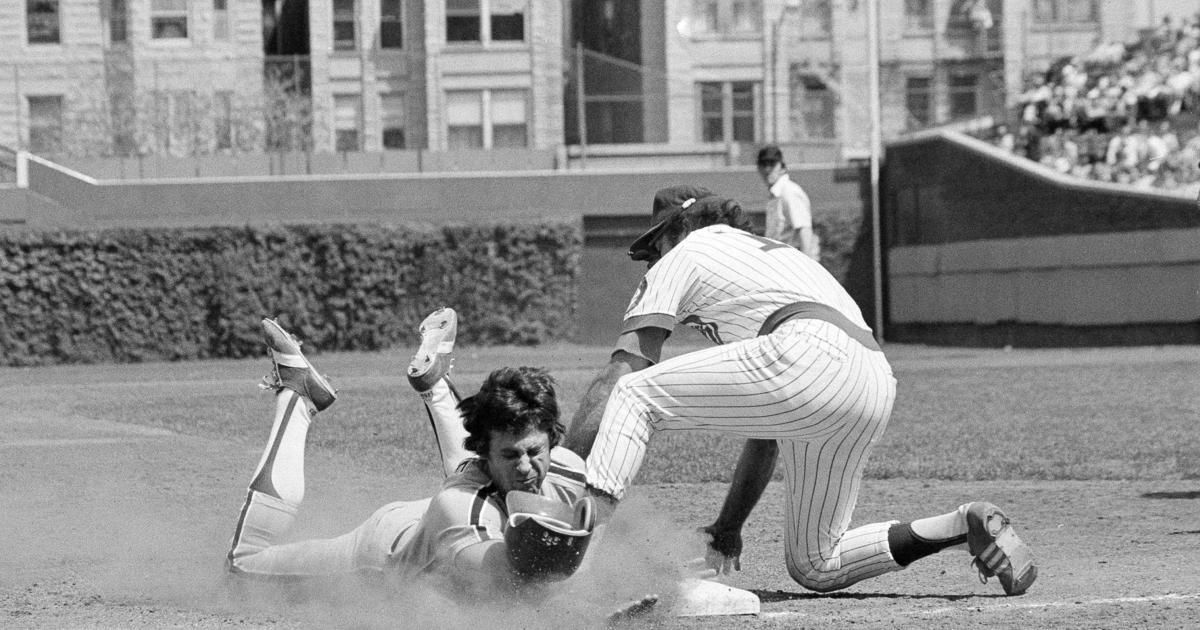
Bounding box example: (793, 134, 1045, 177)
(460, 366, 565, 457)
(660, 196, 754, 244)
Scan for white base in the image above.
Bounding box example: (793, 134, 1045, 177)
(672, 578, 761, 617)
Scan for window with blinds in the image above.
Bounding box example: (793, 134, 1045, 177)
(151, 0, 188, 38)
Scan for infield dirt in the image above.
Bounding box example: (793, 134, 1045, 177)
(3, 344, 1199, 629)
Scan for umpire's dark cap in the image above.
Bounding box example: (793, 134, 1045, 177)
(628, 185, 714, 261)
(756, 145, 785, 167)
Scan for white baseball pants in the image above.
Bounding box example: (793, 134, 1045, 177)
(586, 317, 901, 591)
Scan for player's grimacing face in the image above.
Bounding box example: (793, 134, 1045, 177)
(484, 427, 552, 494)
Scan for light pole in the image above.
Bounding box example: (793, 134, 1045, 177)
(867, 0, 883, 341)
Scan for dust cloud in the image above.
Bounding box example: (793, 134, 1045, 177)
(12, 446, 703, 629)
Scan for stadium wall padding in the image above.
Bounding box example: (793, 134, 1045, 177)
(883, 130, 1200, 346)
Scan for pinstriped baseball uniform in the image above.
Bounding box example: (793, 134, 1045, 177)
(585, 224, 903, 591)
(228, 382, 588, 584)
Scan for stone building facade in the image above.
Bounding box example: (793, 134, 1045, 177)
(0, 0, 1186, 159)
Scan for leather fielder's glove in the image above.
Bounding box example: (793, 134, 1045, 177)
(504, 491, 596, 581)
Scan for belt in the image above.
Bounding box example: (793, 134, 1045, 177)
(757, 301, 881, 352)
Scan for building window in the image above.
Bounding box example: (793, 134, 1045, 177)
(800, 0, 831, 39)
(447, 91, 483, 147)
(447, 0, 481, 42)
(490, 0, 524, 41)
(731, 0, 760, 33)
(693, 0, 719, 34)
(447, 0, 525, 44)
(948, 73, 978, 118)
(698, 81, 758, 142)
(151, 91, 195, 154)
(151, 0, 188, 38)
(795, 74, 835, 139)
(905, 76, 932, 128)
(905, 0, 933, 30)
(700, 83, 723, 141)
(730, 82, 755, 141)
(1032, 0, 1054, 20)
(688, 0, 760, 36)
(380, 0, 403, 48)
(445, 89, 528, 149)
(1033, 0, 1096, 23)
(334, 94, 361, 151)
(27, 0, 61, 44)
(110, 0, 128, 42)
(215, 91, 233, 149)
(1060, 0, 1096, 22)
(381, 93, 406, 148)
(28, 96, 64, 153)
(490, 89, 527, 147)
(213, 0, 229, 40)
(333, 0, 356, 50)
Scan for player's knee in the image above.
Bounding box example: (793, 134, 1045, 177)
(786, 562, 845, 593)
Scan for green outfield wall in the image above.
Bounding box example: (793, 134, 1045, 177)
(10, 155, 874, 348)
(883, 131, 1200, 346)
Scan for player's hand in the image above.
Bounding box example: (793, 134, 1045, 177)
(698, 524, 743, 574)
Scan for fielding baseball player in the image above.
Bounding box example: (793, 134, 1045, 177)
(226, 308, 595, 597)
(565, 186, 1037, 595)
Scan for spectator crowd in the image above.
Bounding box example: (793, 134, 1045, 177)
(986, 12, 1200, 195)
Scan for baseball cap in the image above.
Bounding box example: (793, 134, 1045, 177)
(628, 185, 713, 261)
(756, 145, 784, 166)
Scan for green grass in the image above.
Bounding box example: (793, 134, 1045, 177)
(23, 342, 1200, 483)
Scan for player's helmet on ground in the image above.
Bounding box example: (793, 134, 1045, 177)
(504, 490, 596, 581)
(628, 185, 714, 261)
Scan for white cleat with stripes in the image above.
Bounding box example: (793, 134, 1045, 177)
(260, 318, 338, 412)
(406, 307, 458, 392)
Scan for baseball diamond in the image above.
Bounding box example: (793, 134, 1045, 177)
(2, 337, 1200, 627)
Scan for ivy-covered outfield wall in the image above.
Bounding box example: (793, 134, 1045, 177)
(0, 222, 580, 366)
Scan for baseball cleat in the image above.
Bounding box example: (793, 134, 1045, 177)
(260, 318, 337, 412)
(966, 502, 1037, 596)
(406, 307, 457, 392)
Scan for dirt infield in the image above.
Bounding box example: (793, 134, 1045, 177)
(3, 344, 1200, 629)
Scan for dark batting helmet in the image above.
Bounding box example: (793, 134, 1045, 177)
(504, 490, 596, 581)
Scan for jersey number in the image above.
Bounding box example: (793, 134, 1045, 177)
(743, 233, 790, 252)
(682, 315, 723, 344)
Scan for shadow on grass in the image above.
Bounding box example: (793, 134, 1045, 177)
(752, 590, 982, 603)
(1140, 490, 1200, 499)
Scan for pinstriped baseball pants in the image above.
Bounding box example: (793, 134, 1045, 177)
(586, 317, 901, 591)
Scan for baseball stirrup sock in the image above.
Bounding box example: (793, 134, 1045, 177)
(420, 377, 471, 478)
(887, 523, 968, 566)
(910, 504, 971, 540)
(249, 390, 311, 504)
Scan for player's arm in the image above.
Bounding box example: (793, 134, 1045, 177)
(701, 438, 779, 574)
(563, 326, 670, 458)
(452, 539, 516, 588)
(449, 540, 558, 602)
